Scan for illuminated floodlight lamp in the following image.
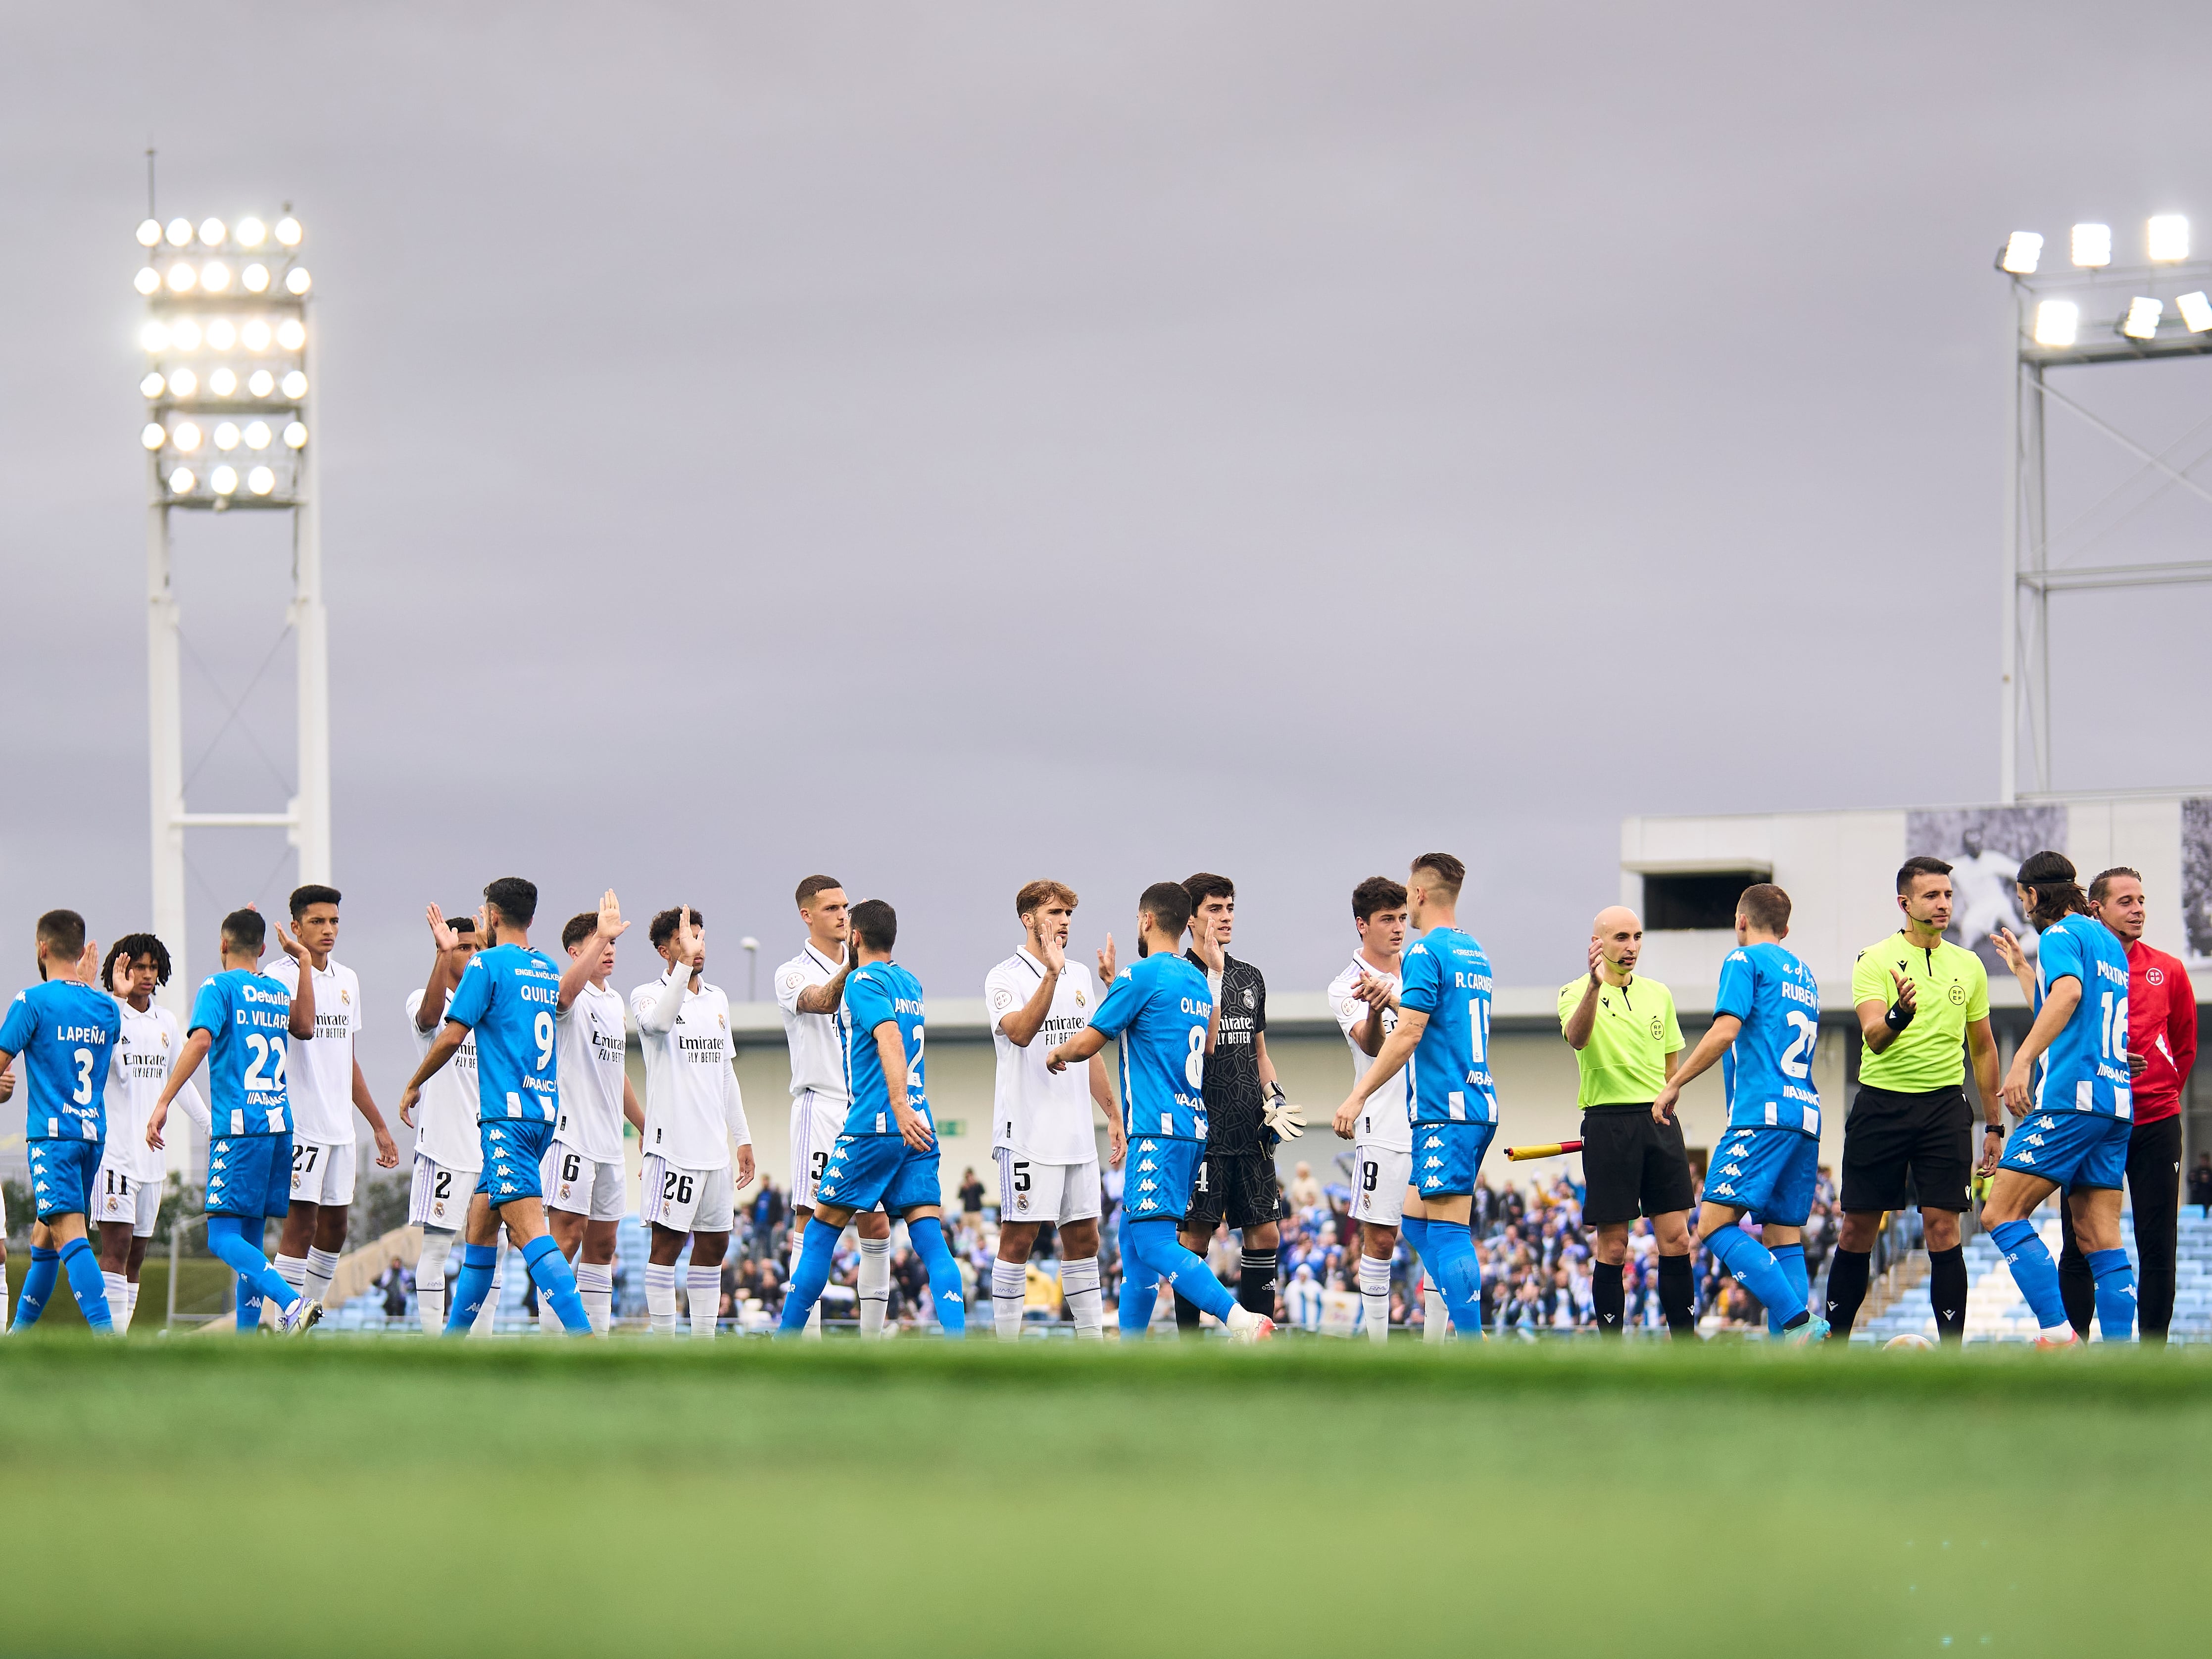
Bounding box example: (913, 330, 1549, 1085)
(274, 216, 301, 247)
(199, 218, 226, 246)
(242, 263, 270, 293)
(134, 266, 160, 295)
(168, 367, 198, 397)
(248, 369, 275, 397)
(242, 318, 272, 351)
(136, 218, 163, 247)
(285, 266, 311, 295)
(281, 370, 308, 399)
(236, 217, 267, 249)
(140, 422, 166, 449)
(211, 465, 238, 495)
(207, 319, 237, 350)
(171, 319, 201, 350)
(2147, 215, 2189, 263)
(276, 318, 305, 350)
(2121, 296, 2163, 340)
(1999, 231, 2043, 275)
(283, 420, 307, 448)
(140, 372, 165, 397)
(2034, 300, 2080, 347)
(244, 420, 272, 449)
(201, 261, 231, 293)
(214, 421, 241, 450)
(165, 218, 192, 247)
(209, 368, 237, 397)
(2070, 223, 2112, 268)
(166, 261, 197, 293)
(246, 465, 275, 496)
(140, 321, 168, 351)
(172, 420, 202, 451)
(2178, 291, 2212, 333)
(167, 466, 195, 493)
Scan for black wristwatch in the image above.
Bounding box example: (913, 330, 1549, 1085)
(1983, 1122, 2005, 1138)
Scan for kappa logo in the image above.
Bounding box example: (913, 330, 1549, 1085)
(1139, 1179, 1157, 1193)
(2026, 1133, 2045, 1147)
(1424, 1156, 1443, 1169)
(1713, 1182, 1736, 1196)
(1720, 1164, 1743, 1177)
(1138, 1159, 1157, 1172)
(1136, 1139, 1158, 1153)
(2016, 1151, 2035, 1165)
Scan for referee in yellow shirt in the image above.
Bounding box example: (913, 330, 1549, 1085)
(1823, 856, 2004, 1343)
(1559, 905, 1697, 1335)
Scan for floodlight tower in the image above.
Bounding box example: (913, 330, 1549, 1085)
(135, 210, 324, 1014)
(1996, 214, 2212, 801)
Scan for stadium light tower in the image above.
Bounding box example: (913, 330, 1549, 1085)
(136, 205, 325, 1013)
(1997, 213, 2212, 802)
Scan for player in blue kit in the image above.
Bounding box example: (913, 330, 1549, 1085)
(1649, 883, 1829, 1342)
(776, 900, 965, 1334)
(1, 910, 123, 1333)
(1047, 881, 1274, 1340)
(1981, 851, 2138, 1347)
(1336, 854, 1497, 1338)
(396, 877, 591, 1336)
(147, 907, 323, 1334)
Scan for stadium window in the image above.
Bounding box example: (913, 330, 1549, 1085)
(1642, 871, 1766, 930)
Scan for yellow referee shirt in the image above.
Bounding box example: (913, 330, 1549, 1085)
(1850, 932, 1989, 1094)
(1558, 975, 1683, 1107)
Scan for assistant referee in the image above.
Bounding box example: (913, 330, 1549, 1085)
(1559, 905, 1696, 1336)
(1824, 856, 2003, 1343)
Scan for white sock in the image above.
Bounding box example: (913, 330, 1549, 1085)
(688, 1265, 722, 1338)
(417, 1229, 453, 1334)
(991, 1257, 1026, 1340)
(125, 1280, 140, 1333)
(645, 1263, 678, 1334)
(103, 1271, 130, 1331)
(274, 1252, 307, 1293)
(1, 1263, 9, 1331)
(538, 1284, 562, 1335)
(1062, 1256, 1103, 1338)
(1359, 1254, 1391, 1345)
(574, 1262, 614, 1334)
(804, 1297, 823, 1337)
(1423, 1276, 1449, 1343)
(304, 1247, 340, 1307)
(858, 1237, 890, 1338)
(470, 1254, 503, 1337)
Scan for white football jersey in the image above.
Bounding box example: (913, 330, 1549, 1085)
(105, 1001, 203, 1183)
(985, 949, 1101, 1164)
(1329, 955, 1410, 1152)
(404, 985, 483, 1173)
(774, 942, 850, 1102)
(631, 969, 751, 1172)
(554, 978, 628, 1165)
(266, 956, 362, 1146)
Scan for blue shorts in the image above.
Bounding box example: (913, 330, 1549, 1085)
(1124, 1137, 1202, 1221)
(2002, 1110, 2130, 1192)
(478, 1118, 554, 1205)
(1701, 1125, 1818, 1227)
(25, 1136, 102, 1221)
(817, 1132, 943, 1216)
(205, 1134, 292, 1219)
(1413, 1121, 1498, 1199)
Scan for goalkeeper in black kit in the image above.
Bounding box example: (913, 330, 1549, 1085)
(1174, 873, 1304, 1328)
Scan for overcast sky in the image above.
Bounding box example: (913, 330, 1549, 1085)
(4, 3, 2209, 1097)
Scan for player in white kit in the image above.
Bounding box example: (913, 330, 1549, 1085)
(774, 876, 893, 1335)
(632, 906, 755, 1337)
(983, 880, 1125, 1339)
(543, 893, 646, 1334)
(266, 885, 401, 1318)
(1326, 878, 1416, 1344)
(95, 935, 208, 1331)
(400, 907, 499, 1334)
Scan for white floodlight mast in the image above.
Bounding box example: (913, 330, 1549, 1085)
(142, 204, 327, 1018)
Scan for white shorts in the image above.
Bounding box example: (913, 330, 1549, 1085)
(543, 1142, 626, 1222)
(641, 1155, 735, 1234)
(790, 1090, 850, 1211)
(290, 1139, 356, 1208)
(94, 1162, 162, 1237)
(1349, 1144, 1412, 1227)
(408, 1154, 475, 1231)
(995, 1148, 1102, 1226)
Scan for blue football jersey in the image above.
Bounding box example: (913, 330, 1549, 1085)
(441, 943, 562, 1124)
(1396, 927, 1499, 1127)
(0, 980, 121, 1143)
(1088, 953, 1213, 1142)
(2033, 912, 2133, 1118)
(840, 962, 932, 1137)
(1714, 940, 1822, 1135)
(188, 969, 295, 1138)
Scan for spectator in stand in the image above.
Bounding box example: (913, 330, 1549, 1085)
(958, 1167, 986, 1225)
(1285, 1263, 1324, 1329)
(751, 1178, 785, 1261)
(1286, 1161, 1322, 1210)
(2057, 869, 2199, 1344)
(375, 1256, 412, 1322)
(2192, 1153, 2212, 1220)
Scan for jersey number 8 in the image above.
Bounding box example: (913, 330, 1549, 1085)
(1185, 1025, 1205, 1090)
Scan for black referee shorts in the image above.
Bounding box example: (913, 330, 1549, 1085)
(1184, 1149, 1286, 1233)
(1579, 1106, 1696, 1226)
(1840, 1083, 1972, 1214)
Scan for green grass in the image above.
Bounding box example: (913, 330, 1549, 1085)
(2, 1338, 2206, 1656)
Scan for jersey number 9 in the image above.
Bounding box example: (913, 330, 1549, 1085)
(534, 1010, 554, 1073)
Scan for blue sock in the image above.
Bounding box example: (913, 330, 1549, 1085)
(906, 1217, 966, 1337)
(1424, 1220, 1483, 1332)
(59, 1238, 113, 1333)
(1989, 1219, 2067, 1330)
(1766, 1244, 1807, 1335)
(1705, 1226, 1807, 1326)
(236, 1275, 262, 1331)
(777, 1218, 844, 1333)
(1125, 1217, 1236, 1322)
(206, 1217, 300, 1323)
(11, 1246, 59, 1331)
(443, 1243, 498, 1335)
(1119, 1257, 1157, 1336)
(523, 1235, 591, 1334)
(2086, 1247, 2137, 1343)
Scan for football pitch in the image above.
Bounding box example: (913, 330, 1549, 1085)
(2, 1339, 2205, 1657)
